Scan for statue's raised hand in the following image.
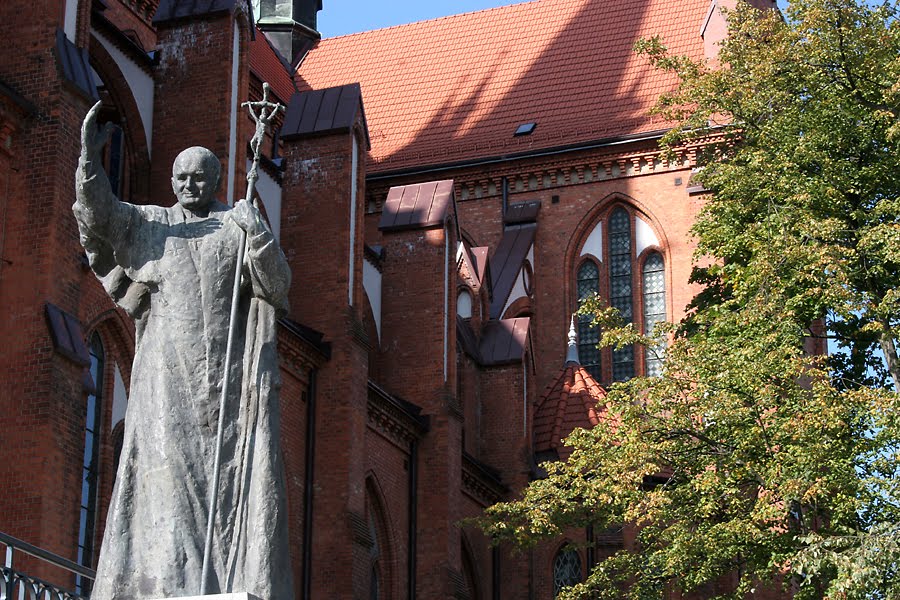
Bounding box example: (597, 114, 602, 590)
(81, 101, 115, 162)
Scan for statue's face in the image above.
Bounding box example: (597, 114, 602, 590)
(171, 148, 219, 211)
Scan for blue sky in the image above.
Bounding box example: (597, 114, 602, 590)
(317, 0, 792, 38)
(317, 0, 529, 38)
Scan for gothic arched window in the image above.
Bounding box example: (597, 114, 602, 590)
(642, 252, 667, 377)
(608, 207, 635, 381)
(574, 204, 667, 383)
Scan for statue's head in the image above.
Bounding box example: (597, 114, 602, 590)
(171, 146, 221, 211)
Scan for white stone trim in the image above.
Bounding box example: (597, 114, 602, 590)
(579, 220, 603, 261)
(363, 259, 382, 342)
(635, 215, 660, 256)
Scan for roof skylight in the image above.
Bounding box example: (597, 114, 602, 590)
(514, 122, 537, 136)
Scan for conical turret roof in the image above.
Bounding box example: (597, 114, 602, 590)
(533, 317, 608, 456)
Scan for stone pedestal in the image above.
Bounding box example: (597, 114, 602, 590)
(150, 594, 261, 600)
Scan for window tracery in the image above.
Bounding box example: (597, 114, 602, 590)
(553, 547, 582, 597)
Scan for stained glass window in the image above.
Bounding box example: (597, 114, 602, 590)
(608, 208, 634, 381)
(553, 548, 582, 597)
(576, 261, 601, 380)
(642, 252, 667, 377)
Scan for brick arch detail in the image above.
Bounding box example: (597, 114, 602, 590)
(365, 473, 397, 600)
(87, 36, 151, 205)
(83, 308, 135, 384)
(460, 530, 483, 600)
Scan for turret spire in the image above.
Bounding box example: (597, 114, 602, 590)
(565, 314, 580, 365)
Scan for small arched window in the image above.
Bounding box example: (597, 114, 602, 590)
(457, 288, 474, 319)
(553, 547, 583, 597)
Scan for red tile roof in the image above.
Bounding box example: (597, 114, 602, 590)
(295, 0, 709, 173)
(249, 28, 297, 105)
(533, 362, 607, 453)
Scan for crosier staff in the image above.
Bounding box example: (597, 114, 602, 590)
(200, 82, 284, 596)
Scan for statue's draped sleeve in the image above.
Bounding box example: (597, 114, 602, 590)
(243, 227, 291, 317)
(73, 151, 153, 318)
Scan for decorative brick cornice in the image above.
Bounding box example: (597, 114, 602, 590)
(120, 0, 160, 26)
(91, 14, 155, 74)
(461, 453, 507, 507)
(365, 140, 709, 214)
(276, 325, 326, 383)
(367, 382, 428, 450)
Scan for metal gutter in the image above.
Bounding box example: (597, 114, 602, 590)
(301, 368, 318, 600)
(365, 129, 672, 182)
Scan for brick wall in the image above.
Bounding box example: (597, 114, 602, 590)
(280, 124, 372, 598)
(151, 11, 250, 207)
(0, 0, 101, 580)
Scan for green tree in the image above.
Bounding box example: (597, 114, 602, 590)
(478, 1, 900, 597)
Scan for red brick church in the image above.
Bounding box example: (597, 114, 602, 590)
(0, 0, 776, 598)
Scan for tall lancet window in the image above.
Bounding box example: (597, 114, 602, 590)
(642, 252, 667, 377)
(576, 260, 601, 380)
(608, 208, 635, 381)
(77, 333, 104, 595)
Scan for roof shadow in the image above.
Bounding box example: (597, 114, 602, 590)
(295, 0, 708, 174)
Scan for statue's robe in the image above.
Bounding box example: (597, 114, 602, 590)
(74, 156, 293, 600)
